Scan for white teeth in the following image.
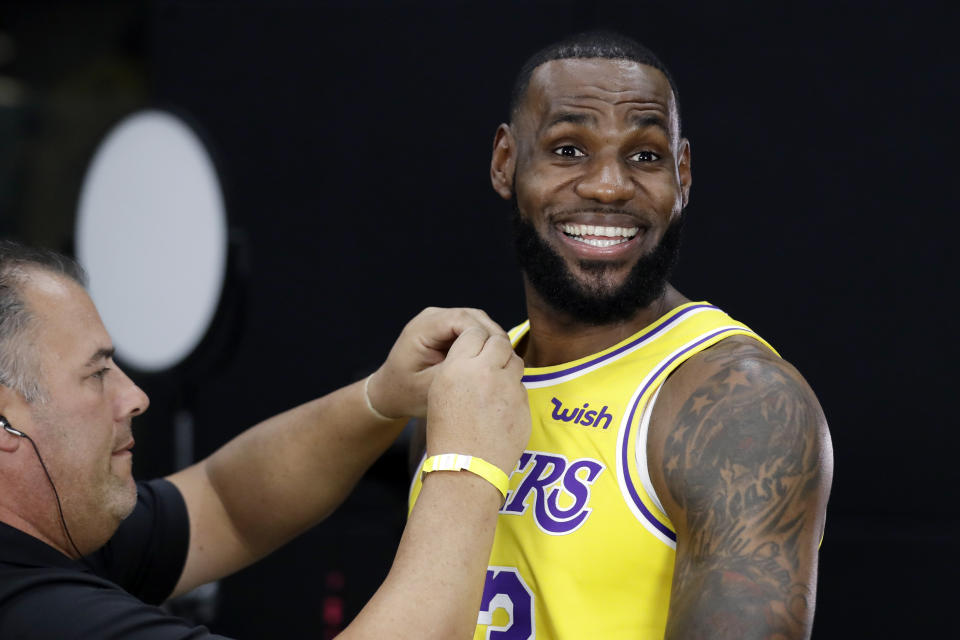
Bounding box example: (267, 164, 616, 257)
(580, 237, 624, 247)
(560, 223, 639, 238)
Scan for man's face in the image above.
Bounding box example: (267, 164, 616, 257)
(19, 270, 149, 549)
(492, 58, 691, 323)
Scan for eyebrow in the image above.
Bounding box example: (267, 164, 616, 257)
(543, 110, 672, 138)
(543, 111, 595, 130)
(84, 347, 115, 368)
(628, 113, 671, 137)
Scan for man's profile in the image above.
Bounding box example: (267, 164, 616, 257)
(410, 30, 833, 639)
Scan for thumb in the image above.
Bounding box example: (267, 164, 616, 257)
(443, 326, 490, 363)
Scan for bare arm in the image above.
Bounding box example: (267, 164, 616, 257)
(165, 379, 404, 596)
(342, 326, 529, 639)
(649, 338, 833, 639)
(342, 470, 503, 638)
(165, 307, 507, 597)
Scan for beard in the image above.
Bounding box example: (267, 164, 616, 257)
(512, 204, 684, 325)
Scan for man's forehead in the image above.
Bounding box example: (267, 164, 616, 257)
(22, 269, 110, 357)
(21, 268, 87, 310)
(519, 58, 676, 121)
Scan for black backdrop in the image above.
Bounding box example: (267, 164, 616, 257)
(1, 1, 957, 636)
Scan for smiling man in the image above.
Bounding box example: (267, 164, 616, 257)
(410, 31, 833, 639)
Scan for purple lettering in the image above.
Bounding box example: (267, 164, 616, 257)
(502, 453, 564, 514)
(550, 397, 615, 429)
(549, 397, 577, 422)
(544, 459, 604, 532)
(593, 405, 613, 429)
(501, 451, 605, 535)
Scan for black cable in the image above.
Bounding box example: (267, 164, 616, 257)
(20, 432, 90, 567)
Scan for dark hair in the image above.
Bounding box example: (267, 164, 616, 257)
(509, 30, 681, 130)
(0, 240, 87, 402)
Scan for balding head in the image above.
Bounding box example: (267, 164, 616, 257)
(0, 241, 87, 403)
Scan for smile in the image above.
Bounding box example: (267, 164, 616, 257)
(559, 223, 639, 248)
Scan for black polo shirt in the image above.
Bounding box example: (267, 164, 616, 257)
(0, 478, 229, 639)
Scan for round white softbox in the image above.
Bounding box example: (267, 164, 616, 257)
(76, 110, 227, 373)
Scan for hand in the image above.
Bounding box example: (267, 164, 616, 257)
(367, 307, 507, 419)
(425, 326, 530, 476)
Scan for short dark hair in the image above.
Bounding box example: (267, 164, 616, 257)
(509, 30, 681, 131)
(0, 240, 87, 403)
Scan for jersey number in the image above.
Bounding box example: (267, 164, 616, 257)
(477, 566, 535, 639)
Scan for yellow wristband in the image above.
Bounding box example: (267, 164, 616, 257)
(421, 454, 510, 502)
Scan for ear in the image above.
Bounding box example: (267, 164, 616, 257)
(0, 387, 25, 453)
(0, 424, 22, 453)
(677, 138, 692, 209)
(490, 124, 517, 200)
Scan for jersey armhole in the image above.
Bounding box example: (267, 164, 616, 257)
(635, 383, 669, 519)
(630, 325, 776, 534)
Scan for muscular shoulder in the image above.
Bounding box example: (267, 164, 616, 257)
(648, 335, 830, 527)
(646, 335, 833, 637)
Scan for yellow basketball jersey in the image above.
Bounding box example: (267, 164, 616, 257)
(409, 302, 776, 639)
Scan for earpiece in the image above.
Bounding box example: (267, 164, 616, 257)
(0, 415, 25, 437)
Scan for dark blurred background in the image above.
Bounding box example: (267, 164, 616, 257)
(1, 0, 956, 637)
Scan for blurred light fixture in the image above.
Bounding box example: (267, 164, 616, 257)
(76, 109, 228, 374)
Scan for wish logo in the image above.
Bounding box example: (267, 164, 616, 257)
(501, 451, 605, 535)
(549, 397, 614, 429)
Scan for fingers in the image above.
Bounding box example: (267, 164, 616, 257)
(448, 330, 522, 372)
(444, 326, 491, 362)
(373, 308, 514, 420)
(505, 352, 525, 377)
(414, 307, 507, 352)
(476, 334, 520, 370)
(457, 308, 507, 340)
(425, 334, 531, 476)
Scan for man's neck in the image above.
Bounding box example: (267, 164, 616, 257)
(0, 504, 73, 558)
(519, 283, 690, 368)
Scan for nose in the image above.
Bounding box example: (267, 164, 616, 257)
(115, 367, 150, 418)
(575, 153, 636, 203)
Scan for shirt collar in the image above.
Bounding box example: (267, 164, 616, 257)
(0, 519, 86, 571)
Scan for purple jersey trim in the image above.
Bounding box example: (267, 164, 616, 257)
(620, 327, 746, 542)
(521, 304, 719, 384)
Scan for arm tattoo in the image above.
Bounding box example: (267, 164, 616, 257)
(663, 346, 824, 639)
